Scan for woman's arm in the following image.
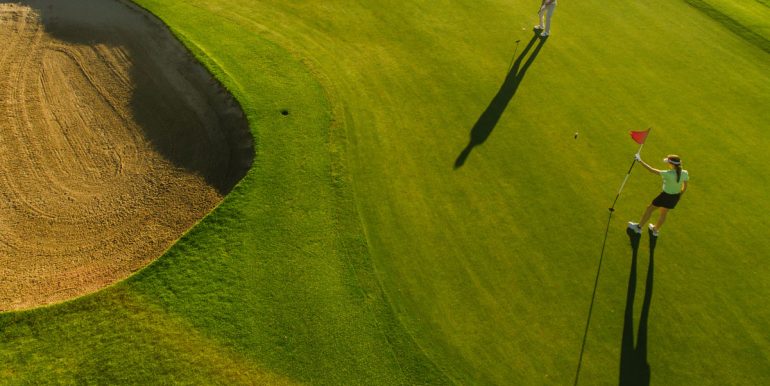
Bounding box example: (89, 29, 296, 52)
(681, 180, 688, 194)
(634, 154, 663, 174)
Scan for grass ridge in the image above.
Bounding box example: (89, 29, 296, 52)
(150, 3, 456, 382)
(129, 1, 453, 383)
(292, 15, 458, 386)
(684, 0, 770, 53)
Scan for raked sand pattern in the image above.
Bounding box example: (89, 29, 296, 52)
(0, 0, 252, 311)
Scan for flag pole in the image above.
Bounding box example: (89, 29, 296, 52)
(609, 128, 651, 212)
(577, 127, 651, 386)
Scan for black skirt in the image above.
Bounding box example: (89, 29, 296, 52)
(652, 192, 681, 209)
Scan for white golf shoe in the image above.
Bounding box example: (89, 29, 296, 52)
(627, 222, 642, 234)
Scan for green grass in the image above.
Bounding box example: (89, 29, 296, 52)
(1, 1, 443, 384)
(685, 0, 770, 53)
(2, 0, 770, 385)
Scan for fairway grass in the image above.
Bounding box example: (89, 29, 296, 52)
(2, 0, 770, 385)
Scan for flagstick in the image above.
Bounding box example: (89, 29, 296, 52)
(608, 142, 643, 212)
(576, 128, 649, 385)
(609, 125, 652, 212)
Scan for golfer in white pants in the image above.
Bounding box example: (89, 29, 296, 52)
(535, 0, 557, 37)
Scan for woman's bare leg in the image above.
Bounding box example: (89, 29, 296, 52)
(639, 204, 657, 226)
(654, 208, 669, 231)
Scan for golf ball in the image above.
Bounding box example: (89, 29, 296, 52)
(574, 132, 579, 139)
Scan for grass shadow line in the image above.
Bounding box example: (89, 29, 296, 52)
(683, 0, 770, 55)
(573, 210, 614, 386)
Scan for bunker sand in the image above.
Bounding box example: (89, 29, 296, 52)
(0, 0, 253, 311)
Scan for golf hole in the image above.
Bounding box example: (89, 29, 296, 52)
(281, 109, 289, 116)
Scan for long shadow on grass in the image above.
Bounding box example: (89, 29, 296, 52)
(574, 210, 613, 385)
(454, 31, 546, 169)
(618, 228, 656, 386)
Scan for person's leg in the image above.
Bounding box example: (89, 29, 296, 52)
(639, 204, 657, 226)
(537, 7, 546, 29)
(654, 208, 669, 231)
(544, 4, 556, 34)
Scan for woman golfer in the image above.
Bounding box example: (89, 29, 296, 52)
(628, 154, 689, 237)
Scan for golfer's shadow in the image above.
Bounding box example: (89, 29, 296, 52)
(619, 229, 657, 386)
(454, 31, 547, 169)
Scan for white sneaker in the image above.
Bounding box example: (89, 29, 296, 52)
(627, 222, 642, 234)
(540, 31, 549, 37)
(648, 223, 659, 237)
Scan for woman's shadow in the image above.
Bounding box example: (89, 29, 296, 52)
(619, 228, 657, 386)
(454, 31, 547, 169)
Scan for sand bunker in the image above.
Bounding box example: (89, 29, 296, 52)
(0, 0, 253, 311)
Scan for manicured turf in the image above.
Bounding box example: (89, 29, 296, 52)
(2, 0, 769, 385)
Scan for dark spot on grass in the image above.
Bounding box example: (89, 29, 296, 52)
(280, 109, 289, 116)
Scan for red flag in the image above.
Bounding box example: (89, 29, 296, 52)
(629, 129, 650, 144)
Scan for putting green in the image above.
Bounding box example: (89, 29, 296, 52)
(2, 0, 769, 384)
